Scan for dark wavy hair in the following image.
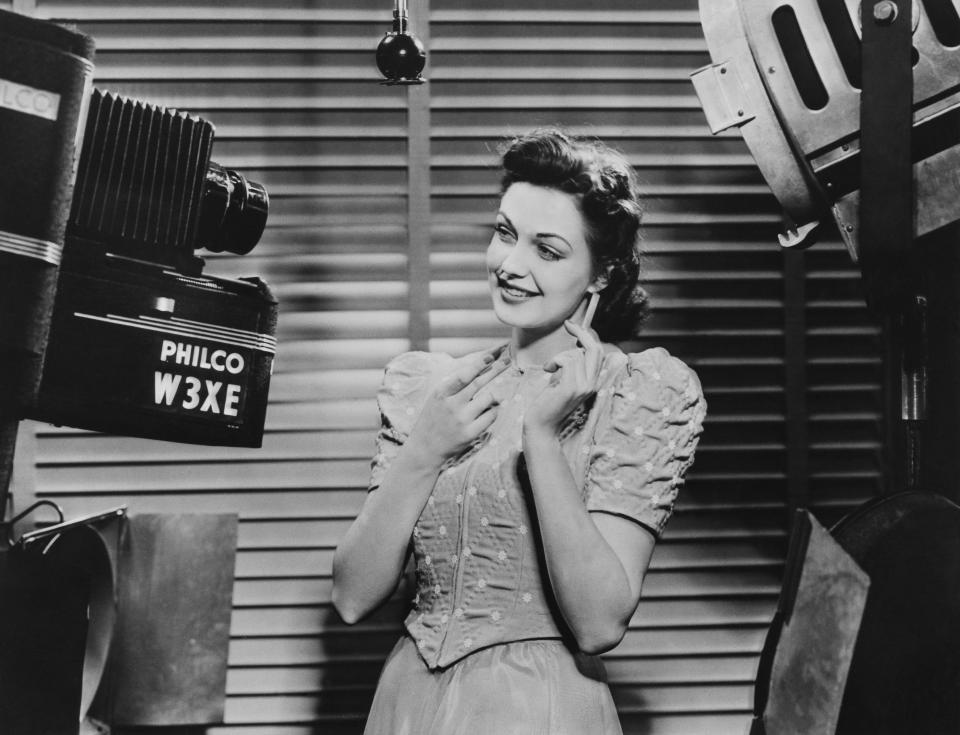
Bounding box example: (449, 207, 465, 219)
(498, 128, 649, 343)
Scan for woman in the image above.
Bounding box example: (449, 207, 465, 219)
(333, 129, 706, 734)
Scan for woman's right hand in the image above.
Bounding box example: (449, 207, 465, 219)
(406, 349, 508, 464)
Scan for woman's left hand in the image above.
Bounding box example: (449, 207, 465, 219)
(523, 320, 604, 437)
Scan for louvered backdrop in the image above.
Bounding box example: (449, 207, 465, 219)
(6, 1, 884, 734)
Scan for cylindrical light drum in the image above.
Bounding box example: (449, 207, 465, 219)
(0, 10, 94, 411)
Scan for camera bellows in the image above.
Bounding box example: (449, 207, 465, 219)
(69, 89, 268, 264)
(70, 90, 213, 261)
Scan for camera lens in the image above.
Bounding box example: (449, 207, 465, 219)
(197, 162, 269, 255)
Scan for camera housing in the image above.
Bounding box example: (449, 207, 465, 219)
(0, 4, 278, 449)
(28, 89, 278, 447)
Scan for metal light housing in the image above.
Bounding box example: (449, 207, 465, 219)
(691, 0, 960, 258)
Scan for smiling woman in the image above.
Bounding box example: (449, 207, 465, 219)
(494, 129, 651, 347)
(488, 182, 597, 337)
(332, 128, 707, 735)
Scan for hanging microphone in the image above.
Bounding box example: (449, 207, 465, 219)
(376, 0, 426, 85)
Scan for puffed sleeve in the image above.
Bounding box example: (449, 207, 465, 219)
(368, 351, 438, 492)
(585, 347, 706, 538)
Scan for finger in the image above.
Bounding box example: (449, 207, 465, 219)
(464, 389, 499, 421)
(463, 354, 510, 397)
(467, 405, 498, 437)
(438, 350, 498, 396)
(581, 290, 600, 329)
(551, 350, 601, 399)
(563, 319, 602, 350)
(542, 360, 583, 399)
(543, 348, 582, 373)
(583, 339, 602, 381)
(563, 320, 603, 380)
(564, 342, 592, 384)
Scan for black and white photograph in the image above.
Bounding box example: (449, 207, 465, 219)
(2, 1, 959, 734)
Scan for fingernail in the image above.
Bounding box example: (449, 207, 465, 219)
(483, 354, 494, 364)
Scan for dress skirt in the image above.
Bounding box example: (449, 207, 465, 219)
(363, 636, 624, 735)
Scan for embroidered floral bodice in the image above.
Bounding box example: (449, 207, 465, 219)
(368, 345, 706, 670)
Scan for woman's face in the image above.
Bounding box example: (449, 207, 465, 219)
(486, 182, 597, 333)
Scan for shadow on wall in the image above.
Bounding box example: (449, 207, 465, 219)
(315, 584, 411, 734)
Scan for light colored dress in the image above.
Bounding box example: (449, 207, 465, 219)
(363, 344, 706, 735)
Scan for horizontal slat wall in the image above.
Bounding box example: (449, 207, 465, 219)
(805, 240, 884, 524)
(427, 2, 786, 733)
(24, 2, 411, 733)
